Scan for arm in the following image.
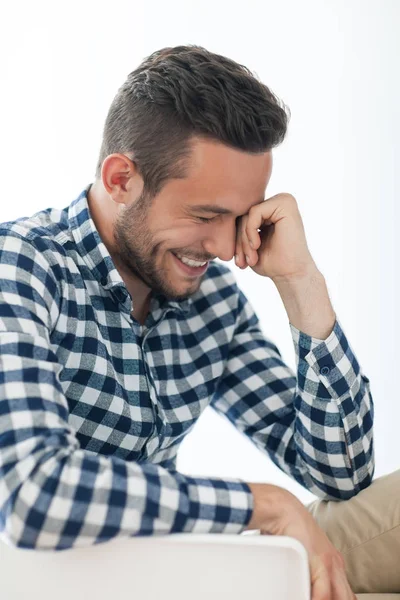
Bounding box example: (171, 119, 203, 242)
(0, 231, 253, 550)
(210, 282, 374, 500)
(272, 266, 336, 340)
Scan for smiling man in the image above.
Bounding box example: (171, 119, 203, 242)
(1, 45, 399, 599)
(89, 135, 273, 322)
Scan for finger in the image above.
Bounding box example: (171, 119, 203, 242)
(331, 569, 349, 600)
(234, 217, 247, 269)
(310, 556, 332, 600)
(332, 566, 356, 600)
(246, 202, 276, 249)
(245, 213, 263, 252)
(246, 192, 297, 240)
(240, 215, 258, 267)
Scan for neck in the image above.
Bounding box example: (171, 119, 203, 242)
(87, 181, 152, 323)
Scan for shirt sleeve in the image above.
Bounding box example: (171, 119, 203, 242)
(0, 231, 253, 550)
(210, 285, 375, 501)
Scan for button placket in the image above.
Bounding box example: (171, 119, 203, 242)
(140, 330, 162, 446)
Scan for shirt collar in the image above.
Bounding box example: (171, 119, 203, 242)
(68, 183, 192, 315)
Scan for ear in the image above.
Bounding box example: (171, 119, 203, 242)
(101, 153, 143, 204)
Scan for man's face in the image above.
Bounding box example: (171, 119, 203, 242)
(113, 137, 273, 300)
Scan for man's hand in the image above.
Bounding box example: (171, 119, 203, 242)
(245, 483, 357, 600)
(235, 192, 337, 338)
(235, 193, 317, 281)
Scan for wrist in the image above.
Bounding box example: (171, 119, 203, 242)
(271, 263, 322, 288)
(245, 482, 299, 532)
(272, 268, 336, 339)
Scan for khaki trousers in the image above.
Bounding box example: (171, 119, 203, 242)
(307, 469, 400, 595)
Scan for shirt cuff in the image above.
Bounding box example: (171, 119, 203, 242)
(289, 317, 364, 399)
(180, 476, 254, 534)
(289, 318, 338, 350)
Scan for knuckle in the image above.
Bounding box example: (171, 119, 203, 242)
(248, 204, 258, 216)
(325, 549, 344, 573)
(335, 550, 346, 569)
(282, 193, 296, 202)
(320, 550, 336, 572)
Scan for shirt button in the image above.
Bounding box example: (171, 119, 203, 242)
(320, 366, 331, 376)
(114, 288, 127, 302)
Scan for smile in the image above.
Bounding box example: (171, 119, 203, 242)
(171, 252, 210, 277)
(175, 254, 208, 267)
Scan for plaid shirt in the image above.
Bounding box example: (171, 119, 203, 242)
(0, 184, 374, 550)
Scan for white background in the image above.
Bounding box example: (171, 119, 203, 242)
(1, 0, 399, 504)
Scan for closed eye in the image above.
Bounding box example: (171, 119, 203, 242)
(196, 216, 216, 223)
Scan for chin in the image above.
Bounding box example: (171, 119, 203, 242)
(166, 279, 201, 300)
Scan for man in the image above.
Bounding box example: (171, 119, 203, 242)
(0, 45, 398, 599)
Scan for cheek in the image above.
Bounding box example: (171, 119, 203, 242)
(155, 225, 203, 251)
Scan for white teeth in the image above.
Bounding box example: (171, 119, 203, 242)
(176, 254, 207, 268)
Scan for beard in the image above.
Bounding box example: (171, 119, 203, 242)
(113, 191, 208, 301)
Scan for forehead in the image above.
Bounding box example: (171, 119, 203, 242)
(162, 137, 273, 215)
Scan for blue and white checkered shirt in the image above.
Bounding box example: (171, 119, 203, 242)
(0, 184, 374, 550)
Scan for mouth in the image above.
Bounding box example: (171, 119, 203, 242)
(171, 251, 210, 277)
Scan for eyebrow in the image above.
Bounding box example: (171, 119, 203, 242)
(189, 204, 233, 215)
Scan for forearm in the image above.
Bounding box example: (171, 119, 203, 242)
(271, 267, 374, 496)
(272, 266, 336, 339)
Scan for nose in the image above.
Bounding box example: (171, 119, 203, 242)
(203, 219, 236, 262)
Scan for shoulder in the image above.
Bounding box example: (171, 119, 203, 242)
(0, 208, 69, 289)
(1, 205, 69, 255)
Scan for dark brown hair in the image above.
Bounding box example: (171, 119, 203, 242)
(95, 45, 290, 197)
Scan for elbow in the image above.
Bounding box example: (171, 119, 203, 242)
(0, 496, 42, 550)
(346, 441, 376, 499)
(313, 456, 375, 502)
(0, 455, 72, 551)
(0, 439, 81, 551)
